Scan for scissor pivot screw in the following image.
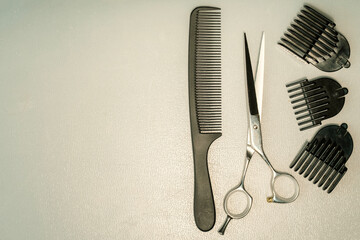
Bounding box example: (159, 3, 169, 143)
(253, 125, 258, 129)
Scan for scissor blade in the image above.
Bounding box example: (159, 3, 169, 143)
(255, 32, 265, 120)
(244, 33, 259, 116)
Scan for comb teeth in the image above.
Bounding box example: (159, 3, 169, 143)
(193, 7, 222, 134)
(290, 123, 353, 193)
(286, 77, 348, 131)
(291, 141, 347, 193)
(278, 4, 350, 72)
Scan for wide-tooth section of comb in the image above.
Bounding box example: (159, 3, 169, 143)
(286, 77, 347, 131)
(194, 8, 222, 134)
(278, 4, 351, 72)
(290, 124, 353, 193)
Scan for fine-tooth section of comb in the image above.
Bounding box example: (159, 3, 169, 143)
(290, 123, 353, 193)
(189, 6, 222, 232)
(286, 77, 348, 131)
(278, 4, 351, 72)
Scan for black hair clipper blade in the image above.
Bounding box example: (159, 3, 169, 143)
(290, 123, 353, 193)
(278, 4, 351, 72)
(286, 77, 348, 131)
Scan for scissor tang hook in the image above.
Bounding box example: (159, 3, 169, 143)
(219, 145, 254, 235)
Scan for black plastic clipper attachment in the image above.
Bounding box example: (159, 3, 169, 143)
(290, 123, 353, 193)
(278, 4, 351, 72)
(286, 77, 348, 131)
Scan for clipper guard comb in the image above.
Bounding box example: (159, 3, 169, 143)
(290, 123, 353, 193)
(279, 4, 351, 72)
(286, 77, 348, 131)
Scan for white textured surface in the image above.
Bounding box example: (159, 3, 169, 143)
(0, 0, 360, 239)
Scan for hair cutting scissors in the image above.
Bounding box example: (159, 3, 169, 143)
(218, 33, 300, 235)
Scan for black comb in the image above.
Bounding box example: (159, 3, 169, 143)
(189, 6, 222, 232)
(286, 77, 348, 131)
(290, 123, 353, 193)
(278, 4, 351, 72)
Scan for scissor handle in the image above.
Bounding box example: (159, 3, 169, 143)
(218, 186, 252, 235)
(223, 184, 253, 219)
(267, 171, 300, 204)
